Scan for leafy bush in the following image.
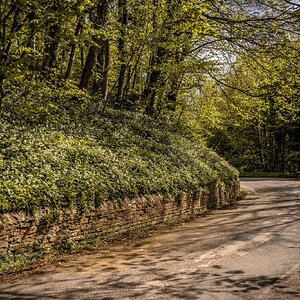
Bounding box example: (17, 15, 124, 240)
(0, 110, 238, 213)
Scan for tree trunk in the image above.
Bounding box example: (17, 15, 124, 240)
(166, 77, 181, 112)
(0, 75, 4, 114)
(41, 2, 61, 78)
(79, 43, 99, 90)
(93, 39, 110, 101)
(115, 0, 128, 108)
(101, 40, 110, 102)
(79, 1, 109, 91)
(42, 23, 60, 77)
(65, 20, 83, 80)
(92, 45, 105, 95)
(143, 67, 161, 116)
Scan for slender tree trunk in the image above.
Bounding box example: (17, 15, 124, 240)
(92, 45, 104, 95)
(92, 0, 110, 99)
(4, 7, 21, 56)
(277, 128, 286, 173)
(20, 12, 36, 64)
(42, 23, 60, 77)
(132, 67, 138, 91)
(166, 78, 180, 111)
(115, 0, 128, 108)
(123, 66, 131, 100)
(130, 40, 147, 92)
(261, 124, 267, 171)
(93, 39, 110, 100)
(281, 129, 286, 173)
(80, 47, 85, 70)
(0, 75, 4, 114)
(0, 5, 23, 113)
(101, 40, 110, 102)
(65, 20, 82, 80)
(143, 39, 168, 116)
(41, 2, 63, 78)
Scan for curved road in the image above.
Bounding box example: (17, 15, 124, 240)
(0, 178, 299, 299)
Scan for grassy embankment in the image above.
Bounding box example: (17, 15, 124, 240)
(0, 110, 238, 214)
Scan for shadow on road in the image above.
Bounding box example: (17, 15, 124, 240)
(0, 179, 299, 299)
(1, 268, 299, 299)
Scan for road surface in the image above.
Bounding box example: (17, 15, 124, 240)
(0, 178, 299, 299)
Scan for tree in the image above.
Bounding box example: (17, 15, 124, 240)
(206, 38, 300, 173)
(0, 0, 299, 175)
(79, 1, 110, 91)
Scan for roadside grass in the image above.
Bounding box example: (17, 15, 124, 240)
(0, 253, 42, 274)
(240, 172, 300, 179)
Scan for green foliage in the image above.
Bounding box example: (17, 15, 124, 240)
(38, 211, 61, 226)
(0, 110, 238, 213)
(1, 79, 89, 125)
(205, 40, 300, 174)
(0, 252, 41, 273)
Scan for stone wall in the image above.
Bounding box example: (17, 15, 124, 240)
(0, 180, 240, 255)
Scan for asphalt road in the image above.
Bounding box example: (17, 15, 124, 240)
(0, 178, 299, 300)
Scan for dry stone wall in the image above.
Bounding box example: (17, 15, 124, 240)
(0, 180, 240, 256)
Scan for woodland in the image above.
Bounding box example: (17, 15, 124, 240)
(0, 0, 299, 212)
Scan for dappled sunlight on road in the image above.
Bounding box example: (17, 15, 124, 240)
(0, 179, 299, 299)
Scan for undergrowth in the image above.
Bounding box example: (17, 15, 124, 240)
(0, 252, 42, 273)
(0, 110, 238, 214)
